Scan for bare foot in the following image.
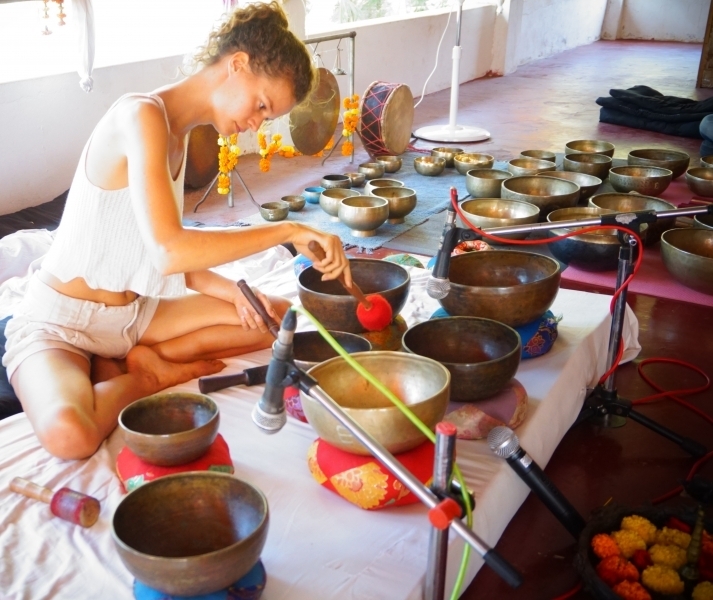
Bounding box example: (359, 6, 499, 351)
(91, 356, 127, 384)
(126, 345, 225, 392)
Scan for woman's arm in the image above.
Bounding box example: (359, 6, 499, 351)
(119, 100, 351, 285)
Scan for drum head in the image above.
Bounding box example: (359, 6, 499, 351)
(358, 82, 414, 156)
(380, 85, 414, 155)
(289, 67, 340, 156)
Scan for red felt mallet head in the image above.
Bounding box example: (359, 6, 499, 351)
(356, 293, 393, 332)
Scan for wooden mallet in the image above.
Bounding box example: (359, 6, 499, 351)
(10, 477, 100, 527)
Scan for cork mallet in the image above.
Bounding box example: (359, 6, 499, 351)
(10, 477, 100, 527)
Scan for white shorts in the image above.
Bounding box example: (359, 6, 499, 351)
(2, 276, 159, 381)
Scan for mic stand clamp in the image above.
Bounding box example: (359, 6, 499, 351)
(574, 217, 707, 458)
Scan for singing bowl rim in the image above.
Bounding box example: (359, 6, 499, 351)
(508, 157, 557, 170)
(588, 192, 676, 213)
(661, 227, 713, 261)
(520, 149, 557, 162)
(118, 392, 220, 466)
(660, 228, 713, 294)
(467, 168, 512, 181)
(547, 206, 620, 243)
(626, 148, 690, 178)
(538, 170, 602, 191)
(501, 175, 581, 211)
(700, 155, 713, 168)
(448, 249, 561, 289)
(454, 152, 495, 175)
(112, 472, 269, 596)
(459, 198, 540, 232)
(563, 153, 613, 165)
(297, 258, 410, 299)
(292, 330, 372, 370)
(414, 156, 447, 176)
(564, 139, 615, 157)
(685, 167, 713, 197)
(694, 213, 713, 230)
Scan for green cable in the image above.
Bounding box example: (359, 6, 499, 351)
(292, 306, 474, 600)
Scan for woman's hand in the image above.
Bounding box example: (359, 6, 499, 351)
(233, 284, 279, 333)
(291, 225, 352, 287)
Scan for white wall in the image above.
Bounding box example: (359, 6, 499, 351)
(602, 0, 708, 42)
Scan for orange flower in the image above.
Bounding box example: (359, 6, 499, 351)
(342, 140, 353, 156)
(259, 157, 270, 172)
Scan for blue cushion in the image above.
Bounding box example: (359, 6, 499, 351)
(0, 316, 22, 420)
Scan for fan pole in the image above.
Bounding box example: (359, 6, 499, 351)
(414, 0, 490, 143)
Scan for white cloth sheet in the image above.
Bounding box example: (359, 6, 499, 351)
(0, 232, 640, 600)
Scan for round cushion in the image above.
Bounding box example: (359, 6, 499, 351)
(133, 559, 265, 600)
(307, 437, 434, 510)
(116, 434, 234, 493)
(284, 385, 307, 423)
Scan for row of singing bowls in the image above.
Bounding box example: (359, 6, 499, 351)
(465, 169, 512, 198)
(301, 351, 450, 455)
(627, 149, 690, 179)
(113, 472, 268, 597)
(501, 175, 580, 217)
(339, 196, 389, 236)
(547, 206, 620, 271)
(564, 153, 612, 180)
(588, 193, 676, 245)
(608, 166, 672, 196)
(298, 259, 410, 333)
(402, 317, 521, 402)
(564, 139, 615, 157)
(454, 152, 495, 175)
(320, 188, 358, 221)
(507, 157, 556, 177)
(364, 177, 403, 196)
(458, 198, 540, 240)
(686, 167, 713, 197)
(539, 171, 602, 201)
(660, 228, 713, 295)
(438, 250, 561, 327)
(292, 330, 372, 370)
(372, 186, 418, 223)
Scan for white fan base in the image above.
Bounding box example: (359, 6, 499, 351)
(413, 124, 490, 143)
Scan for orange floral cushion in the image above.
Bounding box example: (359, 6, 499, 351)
(307, 437, 434, 510)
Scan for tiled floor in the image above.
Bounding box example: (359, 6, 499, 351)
(185, 39, 713, 599)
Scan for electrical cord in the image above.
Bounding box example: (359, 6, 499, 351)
(413, 9, 453, 110)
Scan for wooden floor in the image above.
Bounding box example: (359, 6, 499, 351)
(184, 40, 713, 599)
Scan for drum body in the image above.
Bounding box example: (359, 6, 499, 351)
(357, 81, 414, 157)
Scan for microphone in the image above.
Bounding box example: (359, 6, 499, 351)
(487, 426, 586, 539)
(251, 309, 296, 434)
(426, 188, 458, 300)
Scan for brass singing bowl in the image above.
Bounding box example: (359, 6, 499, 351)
(438, 250, 561, 327)
(119, 393, 219, 467)
(414, 156, 446, 176)
(660, 228, 713, 295)
(292, 330, 372, 370)
(608, 166, 672, 196)
(547, 206, 620, 272)
(364, 177, 404, 196)
(321, 174, 352, 190)
(589, 192, 676, 245)
(431, 147, 464, 168)
(507, 157, 556, 177)
(501, 175, 580, 217)
(627, 149, 690, 180)
(375, 155, 402, 173)
(344, 172, 366, 187)
(300, 352, 451, 455)
(454, 152, 495, 175)
(298, 259, 410, 334)
(685, 167, 713, 197)
(358, 162, 386, 180)
(319, 188, 358, 221)
(563, 153, 613, 180)
(459, 198, 540, 241)
(465, 168, 512, 198)
(112, 472, 268, 597)
(520, 149, 557, 163)
(281, 195, 306, 212)
(403, 317, 521, 402)
(538, 170, 602, 202)
(259, 201, 289, 222)
(372, 186, 417, 224)
(338, 196, 389, 237)
(564, 139, 615, 157)
(701, 155, 713, 168)
(694, 213, 713, 231)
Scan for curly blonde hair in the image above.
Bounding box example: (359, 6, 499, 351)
(192, 2, 314, 105)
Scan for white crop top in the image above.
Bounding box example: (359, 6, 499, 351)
(42, 93, 187, 297)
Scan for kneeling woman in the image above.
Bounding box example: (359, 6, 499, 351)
(2, 2, 351, 460)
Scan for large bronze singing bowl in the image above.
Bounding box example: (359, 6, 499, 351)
(459, 198, 540, 241)
(118, 393, 219, 467)
(588, 192, 676, 245)
(298, 259, 410, 333)
(301, 351, 451, 455)
(538, 171, 602, 202)
(292, 330, 372, 370)
(372, 186, 417, 224)
(564, 139, 615, 157)
(507, 157, 556, 177)
(112, 472, 268, 597)
(627, 149, 690, 179)
(465, 169, 512, 198)
(402, 317, 521, 402)
(547, 206, 620, 272)
(660, 228, 713, 295)
(563, 153, 612, 181)
(438, 251, 561, 327)
(608, 166, 672, 197)
(501, 175, 580, 217)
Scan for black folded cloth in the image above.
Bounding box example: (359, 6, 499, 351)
(596, 85, 713, 138)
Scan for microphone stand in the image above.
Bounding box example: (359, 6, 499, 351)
(432, 203, 712, 458)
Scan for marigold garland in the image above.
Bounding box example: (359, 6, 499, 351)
(217, 133, 239, 195)
(341, 94, 359, 157)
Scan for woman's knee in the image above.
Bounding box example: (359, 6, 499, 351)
(34, 405, 102, 460)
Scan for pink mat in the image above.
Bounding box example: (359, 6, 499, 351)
(562, 175, 713, 307)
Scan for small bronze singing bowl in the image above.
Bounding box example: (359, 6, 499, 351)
(431, 147, 464, 168)
(701, 155, 713, 168)
(344, 172, 366, 187)
(453, 152, 495, 175)
(375, 155, 402, 173)
(694, 213, 713, 231)
(685, 167, 713, 197)
(563, 153, 612, 181)
(321, 174, 352, 190)
(414, 156, 446, 176)
(372, 186, 417, 224)
(358, 162, 386, 180)
(660, 228, 713, 295)
(364, 178, 404, 197)
(507, 157, 556, 177)
(608, 166, 672, 197)
(589, 192, 675, 245)
(501, 175, 580, 217)
(259, 201, 289, 221)
(281, 195, 306, 212)
(627, 148, 690, 180)
(118, 392, 219, 466)
(292, 330, 372, 370)
(520, 149, 557, 163)
(338, 195, 389, 236)
(458, 198, 540, 241)
(319, 188, 358, 221)
(564, 139, 615, 157)
(538, 171, 602, 202)
(465, 169, 512, 198)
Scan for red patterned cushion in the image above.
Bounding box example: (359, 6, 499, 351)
(116, 434, 234, 493)
(307, 438, 434, 510)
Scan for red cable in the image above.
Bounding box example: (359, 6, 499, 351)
(551, 581, 583, 600)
